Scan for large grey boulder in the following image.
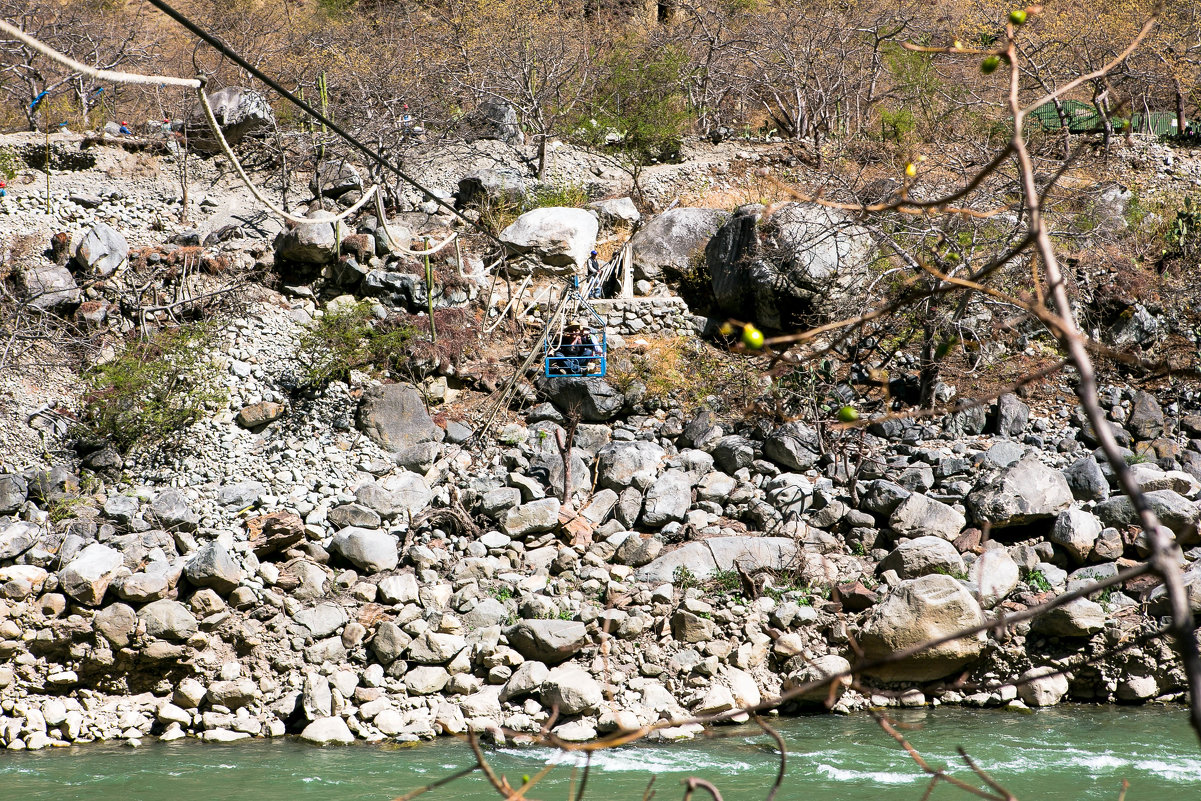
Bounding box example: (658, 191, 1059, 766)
(1017, 667, 1069, 707)
(706, 203, 876, 327)
(529, 452, 592, 499)
(1032, 598, 1105, 637)
(406, 666, 450, 695)
(58, 543, 124, 606)
(407, 631, 468, 664)
(186, 86, 275, 153)
(762, 421, 821, 471)
(500, 660, 550, 702)
(1127, 391, 1164, 441)
(877, 536, 965, 580)
(630, 207, 729, 281)
(468, 98, 523, 145)
(501, 498, 561, 537)
(635, 536, 798, 583)
(103, 494, 140, 525)
(541, 665, 602, 715)
(1096, 490, 1200, 544)
(1063, 456, 1110, 501)
(712, 435, 755, 473)
(671, 609, 715, 642)
(299, 716, 355, 745)
(295, 603, 348, 638)
(0, 474, 27, 514)
(764, 474, 812, 516)
(94, 603, 138, 648)
(1050, 509, 1103, 564)
(218, 481, 266, 508)
(74, 222, 128, 277)
(207, 678, 258, 710)
(357, 383, 442, 451)
(329, 527, 399, 573)
(860, 479, 911, 516)
(969, 548, 1020, 609)
(184, 542, 243, 594)
(859, 574, 986, 681)
(274, 211, 338, 265)
(506, 619, 587, 664)
(114, 570, 171, 603)
(456, 168, 527, 209)
(967, 457, 1072, 528)
(782, 653, 852, 704)
(356, 471, 434, 519)
(139, 599, 199, 641)
(614, 533, 662, 567)
(0, 521, 39, 560)
(370, 622, 412, 665)
(310, 159, 362, 199)
(588, 197, 641, 228)
(993, 393, 1030, 437)
(641, 470, 691, 528)
(20, 265, 80, 311)
(539, 376, 625, 422)
(596, 441, 664, 490)
(500, 207, 598, 274)
(148, 489, 199, 532)
(889, 493, 966, 541)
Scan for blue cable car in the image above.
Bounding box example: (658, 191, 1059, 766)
(544, 276, 607, 378)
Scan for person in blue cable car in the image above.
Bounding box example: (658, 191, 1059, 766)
(552, 322, 601, 375)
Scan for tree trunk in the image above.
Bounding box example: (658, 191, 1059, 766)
(1177, 80, 1188, 136)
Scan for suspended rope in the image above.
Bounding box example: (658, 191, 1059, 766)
(194, 83, 379, 225)
(0, 18, 384, 228)
(0, 19, 200, 89)
(392, 232, 458, 257)
(476, 290, 573, 441)
(2, 8, 505, 246)
(141, 0, 504, 246)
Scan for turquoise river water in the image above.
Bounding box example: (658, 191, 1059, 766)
(2, 707, 1200, 801)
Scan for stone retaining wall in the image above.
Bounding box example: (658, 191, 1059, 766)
(534, 296, 701, 338)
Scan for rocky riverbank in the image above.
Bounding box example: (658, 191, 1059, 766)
(1, 129, 1199, 750)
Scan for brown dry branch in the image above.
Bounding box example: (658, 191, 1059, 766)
(680, 778, 723, 801)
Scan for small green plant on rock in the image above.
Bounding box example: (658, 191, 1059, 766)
(707, 568, 742, 596)
(78, 322, 226, 452)
(932, 565, 969, 581)
(1026, 569, 1052, 592)
(47, 496, 86, 523)
(673, 565, 701, 591)
(0, 146, 20, 181)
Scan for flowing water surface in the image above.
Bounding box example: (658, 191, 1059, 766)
(2, 707, 1199, 801)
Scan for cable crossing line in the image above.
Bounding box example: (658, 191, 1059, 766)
(140, 0, 504, 246)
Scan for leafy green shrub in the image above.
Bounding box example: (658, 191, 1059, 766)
(573, 36, 691, 165)
(1025, 569, 1052, 592)
(472, 182, 589, 234)
(0, 146, 20, 181)
(530, 183, 589, 209)
(673, 565, 700, 591)
(79, 323, 226, 451)
(295, 301, 417, 387)
(606, 336, 759, 419)
(707, 568, 743, 596)
(878, 107, 917, 144)
(1167, 196, 1201, 260)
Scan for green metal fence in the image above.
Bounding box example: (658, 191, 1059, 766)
(1030, 100, 1183, 136)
